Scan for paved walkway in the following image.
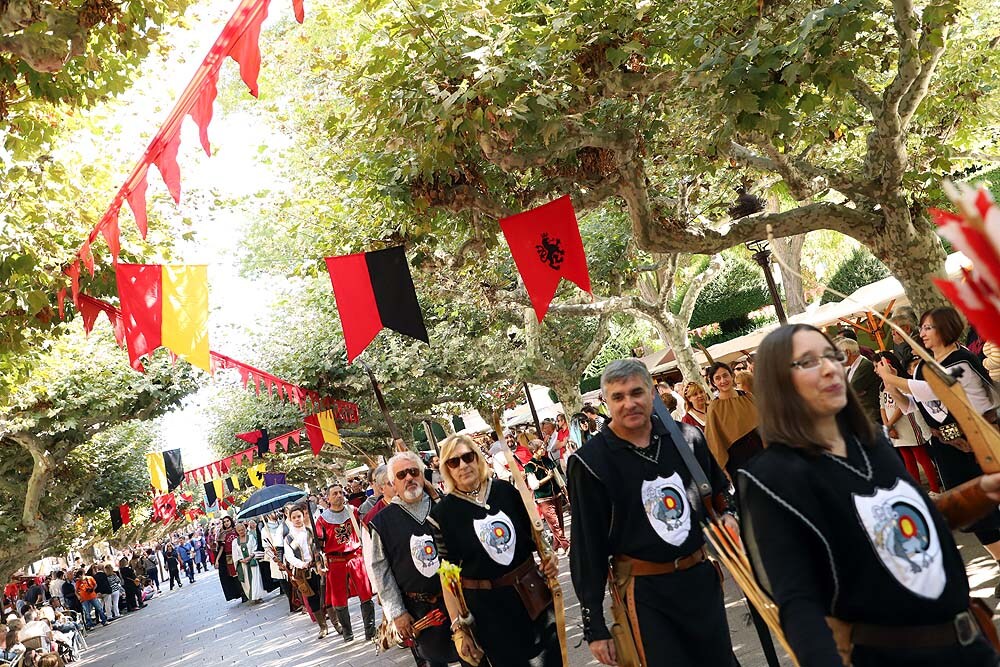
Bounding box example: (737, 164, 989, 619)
(76, 532, 1000, 667)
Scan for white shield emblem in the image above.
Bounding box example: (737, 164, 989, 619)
(641, 473, 691, 546)
(853, 479, 945, 599)
(473, 510, 517, 566)
(409, 533, 439, 578)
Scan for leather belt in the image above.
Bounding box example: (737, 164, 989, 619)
(326, 549, 359, 562)
(613, 547, 706, 576)
(461, 559, 536, 590)
(850, 610, 980, 649)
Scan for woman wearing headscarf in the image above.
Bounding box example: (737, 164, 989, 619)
(428, 434, 560, 667)
(234, 522, 265, 603)
(739, 323, 1000, 667)
(214, 516, 245, 602)
(704, 361, 765, 479)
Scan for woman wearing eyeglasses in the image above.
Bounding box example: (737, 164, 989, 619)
(739, 324, 1000, 667)
(875, 306, 1000, 579)
(428, 434, 561, 666)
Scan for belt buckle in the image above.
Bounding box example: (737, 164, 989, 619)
(955, 611, 978, 647)
(672, 555, 683, 570)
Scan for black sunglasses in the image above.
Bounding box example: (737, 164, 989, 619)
(445, 451, 477, 469)
(394, 467, 421, 481)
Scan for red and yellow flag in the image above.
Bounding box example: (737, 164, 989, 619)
(116, 264, 211, 372)
(304, 409, 342, 456)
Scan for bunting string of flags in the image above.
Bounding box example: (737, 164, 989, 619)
(68, 0, 305, 287)
(73, 292, 360, 420)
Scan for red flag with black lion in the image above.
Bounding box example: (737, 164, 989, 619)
(500, 195, 592, 322)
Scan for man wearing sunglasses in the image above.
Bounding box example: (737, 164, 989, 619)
(369, 451, 466, 667)
(315, 483, 376, 642)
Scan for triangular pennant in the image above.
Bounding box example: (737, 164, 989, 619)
(80, 238, 95, 276)
(100, 208, 121, 262)
(226, 2, 269, 97)
(189, 69, 219, 155)
(152, 130, 183, 204)
(126, 167, 150, 238)
(57, 288, 66, 320)
(67, 262, 80, 306)
(499, 195, 592, 322)
(292, 0, 303, 23)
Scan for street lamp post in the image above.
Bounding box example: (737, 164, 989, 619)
(745, 239, 788, 325)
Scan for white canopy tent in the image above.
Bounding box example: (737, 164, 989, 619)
(651, 251, 970, 373)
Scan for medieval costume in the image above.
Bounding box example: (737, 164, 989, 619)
(428, 478, 561, 667)
(284, 522, 332, 638)
(215, 523, 244, 602)
(234, 531, 265, 603)
(568, 414, 739, 667)
(371, 493, 465, 667)
(705, 390, 764, 478)
(258, 517, 286, 596)
(909, 348, 1000, 546)
(739, 430, 1000, 666)
(315, 504, 376, 641)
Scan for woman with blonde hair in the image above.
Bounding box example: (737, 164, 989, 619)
(681, 382, 710, 431)
(428, 434, 561, 666)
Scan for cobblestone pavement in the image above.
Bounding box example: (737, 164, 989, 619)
(77, 532, 999, 667)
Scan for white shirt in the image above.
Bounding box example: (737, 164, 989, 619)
(283, 525, 313, 569)
(847, 355, 863, 382)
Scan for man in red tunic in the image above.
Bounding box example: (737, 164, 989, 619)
(315, 483, 376, 642)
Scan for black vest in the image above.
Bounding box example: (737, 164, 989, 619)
(738, 435, 969, 625)
(370, 502, 442, 596)
(570, 415, 726, 562)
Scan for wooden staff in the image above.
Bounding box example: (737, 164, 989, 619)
(501, 441, 569, 665)
(359, 360, 407, 453)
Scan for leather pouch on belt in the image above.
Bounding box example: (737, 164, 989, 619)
(513, 565, 553, 620)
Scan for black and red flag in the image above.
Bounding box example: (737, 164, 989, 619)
(236, 427, 270, 457)
(324, 246, 429, 362)
(500, 195, 592, 322)
(110, 504, 131, 533)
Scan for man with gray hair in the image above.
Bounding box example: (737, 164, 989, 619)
(567, 358, 740, 667)
(890, 308, 919, 368)
(835, 335, 882, 424)
(359, 464, 391, 520)
(369, 452, 465, 667)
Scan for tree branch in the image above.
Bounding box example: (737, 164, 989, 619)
(478, 125, 635, 173)
(850, 76, 882, 116)
(677, 254, 725, 326)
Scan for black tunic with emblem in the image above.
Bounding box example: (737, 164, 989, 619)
(913, 348, 1000, 539)
(738, 430, 998, 667)
(428, 478, 560, 667)
(568, 414, 738, 667)
(370, 502, 458, 664)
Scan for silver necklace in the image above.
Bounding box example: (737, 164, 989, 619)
(452, 479, 491, 510)
(629, 434, 661, 465)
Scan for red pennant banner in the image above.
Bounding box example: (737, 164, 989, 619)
(152, 493, 177, 524)
(70, 0, 303, 275)
(499, 195, 592, 322)
(71, 293, 360, 421)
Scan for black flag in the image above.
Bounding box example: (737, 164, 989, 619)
(163, 448, 184, 491)
(204, 481, 218, 506)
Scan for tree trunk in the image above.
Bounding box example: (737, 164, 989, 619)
(652, 319, 709, 393)
(869, 208, 949, 314)
(772, 234, 808, 316)
(552, 380, 584, 415)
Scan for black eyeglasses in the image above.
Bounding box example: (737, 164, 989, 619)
(394, 467, 421, 481)
(445, 451, 477, 469)
(790, 349, 847, 371)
